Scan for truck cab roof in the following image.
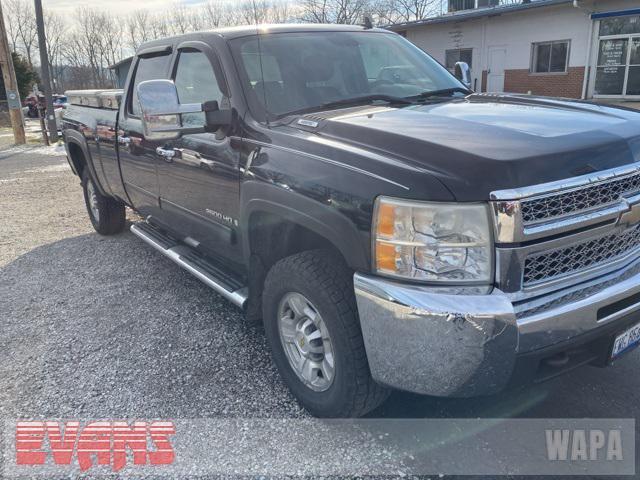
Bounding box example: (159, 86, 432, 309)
(136, 23, 391, 50)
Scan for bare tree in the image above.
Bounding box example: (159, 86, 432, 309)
(270, 0, 294, 22)
(126, 10, 152, 52)
(170, 1, 200, 34)
(4, 0, 38, 65)
(62, 7, 123, 89)
(40, 0, 468, 92)
(374, 0, 441, 24)
(299, 0, 370, 24)
(2, 0, 21, 51)
(202, 0, 225, 27)
(44, 11, 66, 92)
(194, 0, 289, 25)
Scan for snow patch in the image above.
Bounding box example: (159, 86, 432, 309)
(1, 143, 67, 157)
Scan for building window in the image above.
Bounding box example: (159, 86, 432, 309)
(446, 48, 473, 73)
(531, 40, 570, 74)
(449, 0, 475, 12)
(600, 16, 640, 36)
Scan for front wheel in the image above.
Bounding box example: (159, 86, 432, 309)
(262, 250, 390, 417)
(81, 169, 126, 235)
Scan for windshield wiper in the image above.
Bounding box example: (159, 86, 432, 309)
(280, 94, 413, 118)
(409, 87, 472, 100)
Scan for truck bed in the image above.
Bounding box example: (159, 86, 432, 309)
(62, 89, 125, 203)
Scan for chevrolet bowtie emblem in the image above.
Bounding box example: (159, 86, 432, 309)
(617, 198, 640, 227)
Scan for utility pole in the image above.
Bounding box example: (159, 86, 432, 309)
(0, 0, 26, 144)
(34, 0, 57, 143)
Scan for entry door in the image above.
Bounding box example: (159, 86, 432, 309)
(594, 36, 640, 97)
(157, 46, 242, 265)
(487, 47, 506, 93)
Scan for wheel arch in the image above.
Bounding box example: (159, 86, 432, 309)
(241, 182, 369, 271)
(240, 182, 370, 320)
(64, 130, 108, 196)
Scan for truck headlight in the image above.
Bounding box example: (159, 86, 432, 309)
(373, 197, 493, 283)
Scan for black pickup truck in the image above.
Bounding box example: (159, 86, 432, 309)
(63, 24, 640, 417)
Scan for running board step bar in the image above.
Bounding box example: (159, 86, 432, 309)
(130, 223, 248, 309)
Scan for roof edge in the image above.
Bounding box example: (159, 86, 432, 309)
(386, 0, 574, 31)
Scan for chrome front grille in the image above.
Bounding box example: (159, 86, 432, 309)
(492, 161, 640, 298)
(523, 224, 640, 286)
(520, 171, 640, 224)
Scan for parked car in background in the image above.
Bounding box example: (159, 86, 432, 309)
(62, 24, 640, 417)
(24, 93, 68, 118)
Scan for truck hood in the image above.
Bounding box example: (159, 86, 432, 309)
(301, 94, 640, 201)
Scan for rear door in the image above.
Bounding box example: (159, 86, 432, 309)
(157, 42, 243, 265)
(117, 47, 173, 218)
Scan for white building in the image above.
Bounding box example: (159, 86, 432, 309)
(388, 0, 640, 100)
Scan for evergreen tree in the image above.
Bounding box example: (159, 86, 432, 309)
(11, 52, 40, 100)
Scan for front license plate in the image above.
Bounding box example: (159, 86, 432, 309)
(611, 322, 640, 359)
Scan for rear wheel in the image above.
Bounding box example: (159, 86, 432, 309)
(262, 249, 390, 417)
(81, 169, 126, 235)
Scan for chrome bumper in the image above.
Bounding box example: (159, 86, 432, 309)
(354, 270, 640, 397)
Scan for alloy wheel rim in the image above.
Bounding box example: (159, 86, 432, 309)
(277, 292, 335, 392)
(86, 179, 100, 222)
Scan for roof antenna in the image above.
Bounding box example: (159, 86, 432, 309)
(363, 14, 373, 29)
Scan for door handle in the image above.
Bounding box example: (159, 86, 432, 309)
(156, 146, 176, 161)
(199, 159, 216, 170)
(174, 148, 208, 167)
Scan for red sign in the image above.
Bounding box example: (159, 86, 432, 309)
(16, 421, 175, 472)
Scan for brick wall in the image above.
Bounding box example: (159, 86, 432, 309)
(502, 67, 585, 99)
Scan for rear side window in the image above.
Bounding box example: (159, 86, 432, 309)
(174, 49, 223, 127)
(129, 53, 171, 116)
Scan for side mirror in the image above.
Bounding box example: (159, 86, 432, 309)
(136, 79, 230, 140)
(454, 61, 472, 90)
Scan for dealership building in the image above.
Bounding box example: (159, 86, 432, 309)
(389, 0, 640, 100)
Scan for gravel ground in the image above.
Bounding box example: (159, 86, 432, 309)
(0, 146, 301, 420)
(0, 147, 639, 477)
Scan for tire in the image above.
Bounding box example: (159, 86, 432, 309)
(81, 169, 126, 235)
(262, 249, 390, 417)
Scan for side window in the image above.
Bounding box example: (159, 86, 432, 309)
(445, 48, 473, 73)
(174, 49, 223, 127)
(129, 53, 171, 117)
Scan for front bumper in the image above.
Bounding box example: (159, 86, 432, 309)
(354, 269, 640, 397)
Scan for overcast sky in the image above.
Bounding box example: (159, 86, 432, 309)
(45, 0, 207, 16)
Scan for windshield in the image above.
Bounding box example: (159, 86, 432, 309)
(230, 31, 465, 119)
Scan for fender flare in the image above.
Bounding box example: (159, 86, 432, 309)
(240, 181, 370, 272)
(64, 129, 108, 197)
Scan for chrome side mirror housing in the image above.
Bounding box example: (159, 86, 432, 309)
(136, 79, 230, 140)
(454, 61, 473, 90)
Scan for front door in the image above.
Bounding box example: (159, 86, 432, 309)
(594, 36, 640, 98)
(118, 51, 173, 218)
(487, 47, 506, 93)
(156, 45, 243, 266)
